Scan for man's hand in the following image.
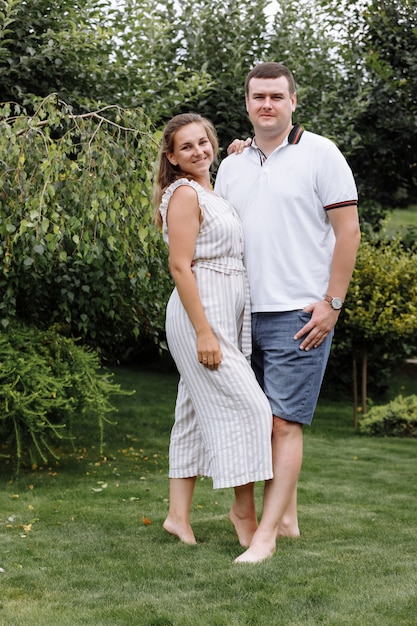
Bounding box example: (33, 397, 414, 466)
(294, 301, 340, 351)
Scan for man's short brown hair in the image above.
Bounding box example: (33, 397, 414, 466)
(245, 62, 296, 96)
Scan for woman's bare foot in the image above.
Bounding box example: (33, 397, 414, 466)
(229, 504, 258, 547)
(163, 517, 197, 544)
(234, 542, 276, 564)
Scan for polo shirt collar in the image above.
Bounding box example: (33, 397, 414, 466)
(288, 123, 304, 144)
(250, 124, 304, 164)
(251, 123, 304, 150)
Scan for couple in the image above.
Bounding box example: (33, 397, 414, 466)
(153, 62, 360, 564)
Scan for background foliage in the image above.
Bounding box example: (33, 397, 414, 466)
(0, 0, 213, 115)
(0, 96, 171, 360)
(2, 0, 416, 209)
(324, 235, 417, 420)
(0, 322, 131, 473)
(359, 393, 417, 436)
(1, 0, 417, 410)
(350, 0, 417, 209)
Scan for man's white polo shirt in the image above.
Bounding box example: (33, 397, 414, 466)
(214, 125, 358, 312)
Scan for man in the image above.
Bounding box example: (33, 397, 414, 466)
(215, 62, 360, 563)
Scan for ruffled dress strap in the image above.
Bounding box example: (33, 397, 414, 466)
(159, 178, 206, 230)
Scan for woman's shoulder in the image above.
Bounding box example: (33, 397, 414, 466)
(163, 177, 203, 199)
(169, 179, 201, 200)
(159, 178, 205, 222)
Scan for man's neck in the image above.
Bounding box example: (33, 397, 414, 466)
(253, 124, 293, 157)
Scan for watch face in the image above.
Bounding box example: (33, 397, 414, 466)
(332, 297, 343, 310)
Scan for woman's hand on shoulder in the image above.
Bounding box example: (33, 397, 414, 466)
(227, 137, 252, 156)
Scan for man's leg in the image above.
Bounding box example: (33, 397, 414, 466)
(240, 311, 332, 563)
(278, 481, 300, 538)
(234, 416, 303, 563)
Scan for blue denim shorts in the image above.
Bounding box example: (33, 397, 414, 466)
(251, 311, 333, 425)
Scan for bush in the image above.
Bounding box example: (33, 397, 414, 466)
(0, 97, 171, 361)
(359, 394, 417, 437)
(0, 323, 132, 474)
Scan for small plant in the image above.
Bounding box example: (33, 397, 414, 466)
(0, 323, 133, 473)
(359, 394, 417, 437)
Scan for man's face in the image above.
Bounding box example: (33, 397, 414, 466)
(245, 76, 296, 135)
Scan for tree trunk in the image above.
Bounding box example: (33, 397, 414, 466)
(352, 353, 358, 428)
(362, 349, 368, 416)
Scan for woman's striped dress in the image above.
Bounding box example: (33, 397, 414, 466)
(159, 178, 272, 489)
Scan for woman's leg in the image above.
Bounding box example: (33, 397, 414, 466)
(230, 482, 258, 547)
(163, 477, 197, 544)
(163, 376, 207, 545)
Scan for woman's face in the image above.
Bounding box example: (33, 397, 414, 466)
(167, 122, 214, 179)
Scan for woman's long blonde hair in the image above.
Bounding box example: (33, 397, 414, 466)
(153, 113, 219, 228)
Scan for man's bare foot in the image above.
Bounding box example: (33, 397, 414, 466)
(277, 518, 300, 538)
(277, 527, 300, 538)
(163, 517, 197, 544)
(229, 504, 258, 547)
(234, 542, 276, 564)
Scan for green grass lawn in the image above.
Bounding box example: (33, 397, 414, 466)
(1, 365, 417, 626)
(386, 205, 417, 237)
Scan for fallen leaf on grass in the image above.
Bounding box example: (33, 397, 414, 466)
(18, 518, 39, 534)
(142, 517, 152, 526)
(94, 457, 108, 467)
(91, 482, 108, 493)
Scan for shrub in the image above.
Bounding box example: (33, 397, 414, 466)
(0, 97, 171, 361)
(0, 323, 132, 474)
(359, 394, 417, 437)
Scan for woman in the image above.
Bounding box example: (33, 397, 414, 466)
(154, 113, 272, 554)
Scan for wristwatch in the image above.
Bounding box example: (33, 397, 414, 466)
(325, 295, 343, 310)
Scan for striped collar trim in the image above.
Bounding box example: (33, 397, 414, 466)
(288, 123, 304, 144)
(250, 124, 304, 148)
